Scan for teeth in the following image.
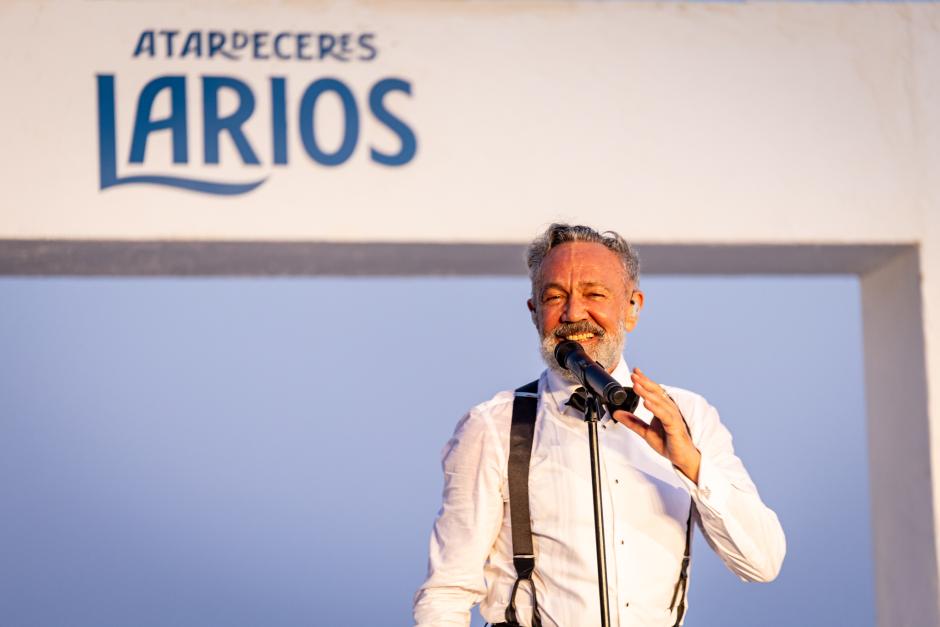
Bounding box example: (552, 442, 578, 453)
(564, 333, 595, 341)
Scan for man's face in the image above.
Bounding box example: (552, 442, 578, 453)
(527, 241, 644, 379)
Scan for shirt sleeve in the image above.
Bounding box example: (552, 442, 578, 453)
(672, 395, 787, 583)
(413, 404, 507, 627)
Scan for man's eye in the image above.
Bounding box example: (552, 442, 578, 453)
(544, 295, 562, 303)
(589, 293, 606, 299)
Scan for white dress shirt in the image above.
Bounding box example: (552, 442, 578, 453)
(413, 358, 786, 626)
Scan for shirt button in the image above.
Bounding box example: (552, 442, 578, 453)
(620, 540, 624, 545)
(614, 479, 619, 484)
(701, 486, 711, 498)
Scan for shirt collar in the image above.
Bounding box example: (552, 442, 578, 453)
(544, 354, 633, 417)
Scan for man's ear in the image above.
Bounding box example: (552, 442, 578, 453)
(624, 290, 644, 332)
(527, 298, 537, 323)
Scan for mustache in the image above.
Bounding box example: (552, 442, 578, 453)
(552, 321, 606, 339)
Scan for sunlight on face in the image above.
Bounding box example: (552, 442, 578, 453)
(529, 241, 635, 379)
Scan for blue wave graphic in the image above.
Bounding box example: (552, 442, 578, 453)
(102, 173, 267, 196)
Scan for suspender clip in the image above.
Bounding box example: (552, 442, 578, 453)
(513, 555, 535, 580)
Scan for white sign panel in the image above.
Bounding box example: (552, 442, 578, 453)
(0, 1, 936, 245)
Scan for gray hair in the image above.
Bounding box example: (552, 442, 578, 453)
(525, 223, 640, 293)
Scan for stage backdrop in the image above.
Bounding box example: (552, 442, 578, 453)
(1, 2, 939, 625)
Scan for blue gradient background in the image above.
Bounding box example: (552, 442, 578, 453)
(0, 276, 872, 626)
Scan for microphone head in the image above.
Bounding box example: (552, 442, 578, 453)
(554, 340, 583, 371)
(609, 387, 628, 406)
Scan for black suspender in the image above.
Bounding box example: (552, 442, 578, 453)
(668, 507, 694, 626)
(501, 379, 695, 627)
(505, 380, 542, 627)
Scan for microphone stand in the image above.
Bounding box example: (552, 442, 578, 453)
(582, 389, 611, 627)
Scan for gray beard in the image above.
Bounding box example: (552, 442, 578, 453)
(538, 326, 625, 384)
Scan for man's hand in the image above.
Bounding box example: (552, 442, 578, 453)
(613, 368, 702, 484)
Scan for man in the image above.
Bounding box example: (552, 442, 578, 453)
(414, 224, 786, 626)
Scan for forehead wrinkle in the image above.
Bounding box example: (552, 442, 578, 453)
(536, 276, 631, 295)
(532, 241, 632, 296)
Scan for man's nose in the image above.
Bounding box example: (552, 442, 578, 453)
(562, 293, 588, 322)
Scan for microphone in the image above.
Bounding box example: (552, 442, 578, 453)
(554, 340, 629, 407)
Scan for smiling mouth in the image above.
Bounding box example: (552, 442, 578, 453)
(563, 332, 596, 342)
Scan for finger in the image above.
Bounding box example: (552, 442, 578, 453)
(631, 369, 653, 391)
(644, 409, 684, 438)
(632, 392, 687, 435)
(632, 368, 663, 391)
(655, 410, 688, 436)
(631, 380, 661, 404)
(640, 392, 681, 419)
(631, 374, 670, 403)
(612, 410, 649, 435)
(617, 411, 669, 447)
(634, 384, 674, 414)
(649, 417, 669, 440)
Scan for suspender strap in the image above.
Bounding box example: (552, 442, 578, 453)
(665, 397, 696, 626)
(505, 380, 542, 627)
(668, 505, 694, 626)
